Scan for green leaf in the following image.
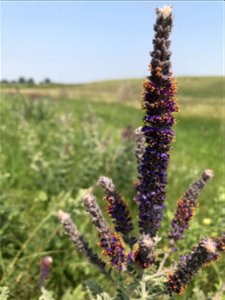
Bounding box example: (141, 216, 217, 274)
(39, 288, 55, 300)
(85, 280, 104, 298)
(61, 284, 86, 300)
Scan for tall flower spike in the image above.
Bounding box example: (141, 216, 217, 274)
(82, 193, 127, 271)
(168, 169, 214, 242)
(136, 5, 178, 237)
(166, 238, 219, 295)
(57, 210, 107, 276)
(97, 176, 135, 247)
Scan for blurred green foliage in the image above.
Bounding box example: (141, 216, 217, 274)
(0, 77, 224, 299)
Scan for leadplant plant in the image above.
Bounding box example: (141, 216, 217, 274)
(58, 5, 225, 299)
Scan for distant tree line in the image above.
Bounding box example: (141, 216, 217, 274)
(0, 77, 52, 85)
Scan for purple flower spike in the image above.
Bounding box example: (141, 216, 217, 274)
(166, 238, 219, 295)
(56, 5, 225, 294)
(97, 176, 135, 247)
(135, 5, 178, 237)
(40, 256, 53, 287)
(168, 169, 214, 242)
(82, 193, 127, 271)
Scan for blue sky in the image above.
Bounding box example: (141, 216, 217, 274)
(1, 1, 224, 83)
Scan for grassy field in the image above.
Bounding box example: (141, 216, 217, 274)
(0, 77, 224, 299)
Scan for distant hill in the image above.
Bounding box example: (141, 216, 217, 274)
(1, 77, 223, 105)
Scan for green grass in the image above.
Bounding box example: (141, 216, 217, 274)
(0, 77, 224, 299)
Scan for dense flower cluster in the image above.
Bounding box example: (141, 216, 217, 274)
(132, 234, 156, 269)
(99, 233, 127, 271)
(166, 238, 222, 295)
(98, 176, 135, 247)
(135, 5, 178, 237)
(168, 169, 214, 242)
(82, 193, 127, 271)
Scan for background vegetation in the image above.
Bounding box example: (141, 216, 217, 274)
(0, 76, 224, 299)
